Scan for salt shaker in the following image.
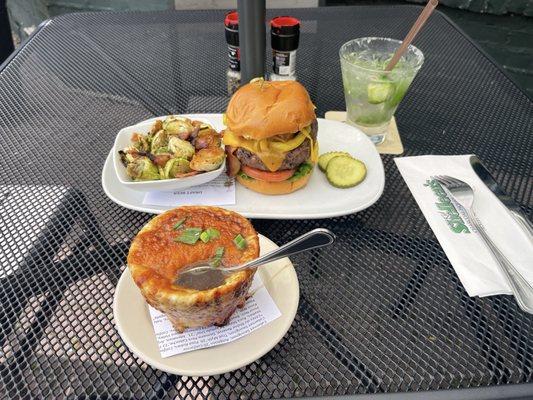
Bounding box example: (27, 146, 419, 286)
(225, 11, 241, 94)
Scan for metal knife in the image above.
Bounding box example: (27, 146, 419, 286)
(470, 155, 533, 240)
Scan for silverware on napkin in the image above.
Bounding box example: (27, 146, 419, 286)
(432, 175, 533, 314)
(470, 155, 533, 240)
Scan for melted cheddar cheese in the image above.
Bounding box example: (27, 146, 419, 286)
(223, 125, 316, 171)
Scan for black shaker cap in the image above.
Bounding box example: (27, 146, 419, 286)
(271, 16, 300, 52)
(225, 11, 239, 47)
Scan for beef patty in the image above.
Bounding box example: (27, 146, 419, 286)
(236, 119, 318, 171)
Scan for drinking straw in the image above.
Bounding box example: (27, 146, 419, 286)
(385, 0, 438, 72)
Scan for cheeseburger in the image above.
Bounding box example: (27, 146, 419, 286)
(224, 79, 318, 195)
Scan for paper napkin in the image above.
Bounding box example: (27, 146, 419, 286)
(395, 155, 533, 297)
(143, 175, 236, 207)
(149, 274, 281, 357)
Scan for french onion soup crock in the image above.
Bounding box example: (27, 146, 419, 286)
(127, 206, 259, 332)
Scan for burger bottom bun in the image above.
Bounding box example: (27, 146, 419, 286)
(236, 169, 313, 195)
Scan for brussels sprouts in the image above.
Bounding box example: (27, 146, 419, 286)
(193, 130, 221, 150)
(163, 116, 194, 136)
(154, 146, 170, 155)
(118, 147, 138, 166)
(126, 157, 160, 181)
(150, 129, 168, 153)
(150, 119, 163, 135)
(131, 132, 151, 152)
(190, 147, 225, 171)
(168, 136, 195, 160)
(163, 158, 192, 178)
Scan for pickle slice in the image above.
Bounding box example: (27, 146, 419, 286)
(326, 156, 367, 188)
(318, 151, 351, 172)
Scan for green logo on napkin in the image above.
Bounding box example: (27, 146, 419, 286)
(424, 179, 470, 234)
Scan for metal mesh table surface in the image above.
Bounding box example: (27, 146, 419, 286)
(0, 5, 532, 400)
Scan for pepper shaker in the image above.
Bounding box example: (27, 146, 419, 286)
(270, 16, 300, 81)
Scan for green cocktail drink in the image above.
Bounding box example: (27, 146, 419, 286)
(340, 38, 424, 144)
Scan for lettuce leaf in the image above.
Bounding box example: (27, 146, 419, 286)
(289, 163, 313, 181)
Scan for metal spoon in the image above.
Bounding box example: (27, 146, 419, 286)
(175, 228, 336, 290)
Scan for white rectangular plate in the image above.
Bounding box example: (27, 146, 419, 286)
(102, 114, 385, 219)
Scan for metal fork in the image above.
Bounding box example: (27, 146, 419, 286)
(432, 175, 533, 314)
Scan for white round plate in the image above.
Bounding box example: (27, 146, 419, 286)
(103, 114, 385, 219)
(113, 234, 299, 376)
(113, 115, 224, 192)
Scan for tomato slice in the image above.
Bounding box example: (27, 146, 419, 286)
(241, 165, 295, 182)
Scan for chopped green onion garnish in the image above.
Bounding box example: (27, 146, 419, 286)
(215, 247, 225, 257)
(197, 227, 220, 243)
(233, 234, 247, 250)
(213, 247, 225, 267)
(175, 227, 202, 244)
(200, 231, 211, 243)
(173, 217, 186, 230)
(184, 227, 202, 235)
(205, 228, 220, 240)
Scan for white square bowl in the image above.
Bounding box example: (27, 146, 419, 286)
(112, 116, 225, 192)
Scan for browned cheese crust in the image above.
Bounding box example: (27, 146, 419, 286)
(127, 206, 259, 332)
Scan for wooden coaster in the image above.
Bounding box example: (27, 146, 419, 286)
(324, 111, 404, 155)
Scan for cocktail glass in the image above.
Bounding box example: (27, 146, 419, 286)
(339, 37, 424, 144)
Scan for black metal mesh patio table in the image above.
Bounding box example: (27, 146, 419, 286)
(0, 5, 532, 400)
